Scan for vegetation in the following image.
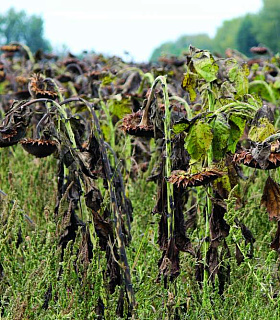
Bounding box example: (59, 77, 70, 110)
(150, 0, 280, 61)
(150, 34, 213, 62)
(0, 8, 51, 53)
(1, 40, 280, 320)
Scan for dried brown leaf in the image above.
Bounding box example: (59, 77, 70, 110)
(271, 221, 280, 253)
(261, 176, 280, 221)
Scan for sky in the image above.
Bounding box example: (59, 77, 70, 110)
(1, 0, 263, 62)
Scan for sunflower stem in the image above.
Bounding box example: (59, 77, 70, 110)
(169, 95, 192, 119)
(11, 41, 34, 64)
(203, 82, 215, 307)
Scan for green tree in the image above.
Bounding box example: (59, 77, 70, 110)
(23, 14, 51, 52)
(0, 8, 51, 52)
(150, 34, 213, 61)
(213, 17, 243, 55)
(253, 0, 280, 53)
(150, 41, 174, 61)
(237, 14, 258, 57)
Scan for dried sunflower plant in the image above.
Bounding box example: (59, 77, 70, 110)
(0, 46, 136, 317)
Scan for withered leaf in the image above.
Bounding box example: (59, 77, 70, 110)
(235, 244, 244, 265)
(261, 176, 280, 221)
(271, 221, 280, 253)
(206, 246, 219, 282)
(181, 71, 197, 101)
(210, 202, 230, 248)
(157, 238, 180, 284)
(251, 142, 271, 169)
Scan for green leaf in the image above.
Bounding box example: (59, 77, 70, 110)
(219, 81, 236, 100)
(101, 74, 116, 86)
(247, 94, 263, 109)
(228, 62, 249, 98)
(273, 79, 280, 89)
(274, 79, 280, 89)
(108, 99, 131, 119)
(181, 71, 197, 101)
(248, 117, 276, 142)
(192, 51, 218, 82)
(249, 81, 278, 103)
(101, 124, 110, 142)
(227, 114, 246, 153)
(172, 122, 190, 134)
(184, 120, 213, 163)
(210, 114, 231, 160)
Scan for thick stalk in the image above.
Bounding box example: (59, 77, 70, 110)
(138, 83, 158, 127)
(137, 72, 155, 94)
(11, 41, 34, 64)
(160, 76, 174, 238)
(143, 76, 174, 239)
(203, 83, 215, 307)
(169, 95, 192, 119)
(43, 77, 64, 102)
(98, 87, 115, 160)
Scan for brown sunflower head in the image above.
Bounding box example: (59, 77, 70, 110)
(233, 149, 280, 170)
(28, 74, 58, 100)
(0, 45, 21, 53)
(168, 168, 224, 188)
(0, 99, 32, 147)
(0, 124, 26, 147)
(20, 139, 57, 158)
(120, 110, 154, 137)
(250, 46, 269, 55)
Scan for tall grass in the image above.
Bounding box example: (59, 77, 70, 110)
(0, 146, 280, 319)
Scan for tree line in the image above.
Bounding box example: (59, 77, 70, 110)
(0, 8, 51, 53)
(150, 0, 280, 61)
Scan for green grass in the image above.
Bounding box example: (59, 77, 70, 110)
(1, 146, 280, 319)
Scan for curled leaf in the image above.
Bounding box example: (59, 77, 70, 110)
(210, 114, 230, 161)
(181, 71, 197, 101)
(191, 47, 218, 82)
(248, 117, 276, 142)
(271, 221, 280, 253)
(227, 114, 246, 153)
(261, 176, 280, 221)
